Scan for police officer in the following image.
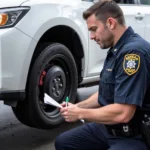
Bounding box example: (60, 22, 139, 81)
(55, 1, 150, 150)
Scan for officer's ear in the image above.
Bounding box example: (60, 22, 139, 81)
(106, 18, 116, 30)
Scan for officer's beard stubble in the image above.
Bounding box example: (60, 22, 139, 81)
(98, 25, 114, 50)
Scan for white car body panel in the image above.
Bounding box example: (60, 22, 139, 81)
(0, 28, 36, 91)
(0, 39, 1, 88)
(141, 5, 150, 43)
(0, 0, 26, 8)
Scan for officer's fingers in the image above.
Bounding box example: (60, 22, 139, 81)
(65, 118, 70, 122)
(61, 111, 68, 116)
(65, 118, 76, 123)
(60, 107, 68, 113)
(64, 116, 72, 122)
(61, 102, 73, 108)
(60, 101, 66, 107)
(67, 102, 74, 106)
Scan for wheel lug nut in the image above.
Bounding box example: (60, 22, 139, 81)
(52, 87, 56, 92)
(56, 91, 60, 95)
(54, 79, 57, 83)
(57, 78, 60, 81)
(59, 84, 63, 88)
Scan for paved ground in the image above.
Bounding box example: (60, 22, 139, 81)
(0, 86, 98, 150)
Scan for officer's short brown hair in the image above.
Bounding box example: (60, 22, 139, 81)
(83, 0, 125, 25)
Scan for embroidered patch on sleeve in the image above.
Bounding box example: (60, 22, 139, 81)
(123, 54, 140, 75)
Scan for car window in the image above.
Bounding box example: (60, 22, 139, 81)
(83, 0, 135, 4)
(140, 0, 150, 5)
(114, 0, 135, 4)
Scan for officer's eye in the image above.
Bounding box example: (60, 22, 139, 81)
(89, 27, 97, 32)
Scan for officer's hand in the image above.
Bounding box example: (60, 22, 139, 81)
(60, 104, 80, 122)
(60, 102, 74, 108)
(60, 101, 66, 108)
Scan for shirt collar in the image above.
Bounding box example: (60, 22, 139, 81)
(109, 26, 134, 56)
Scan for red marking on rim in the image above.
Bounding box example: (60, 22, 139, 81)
(39, 71, 46, 86)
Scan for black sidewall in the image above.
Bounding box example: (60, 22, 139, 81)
(27, 43, 78, 129)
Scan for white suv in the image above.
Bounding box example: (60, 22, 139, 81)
(0, 0, 149, 129)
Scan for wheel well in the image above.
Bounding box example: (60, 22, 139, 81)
(28, 26, 84, 87)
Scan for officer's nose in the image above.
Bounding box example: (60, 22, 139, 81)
(90, 32, 95, 40)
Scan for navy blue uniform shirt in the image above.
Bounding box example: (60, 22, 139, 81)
(98, 27, 150, 108)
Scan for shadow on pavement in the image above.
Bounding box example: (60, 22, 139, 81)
(0, 120, 82, 150)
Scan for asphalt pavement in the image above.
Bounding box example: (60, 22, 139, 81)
(0, 86, 98, 150)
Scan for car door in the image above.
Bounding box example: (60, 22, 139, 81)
(137, 0, 150, 43)
(119, 0, 145, 38)
(87, 0, 146, 78)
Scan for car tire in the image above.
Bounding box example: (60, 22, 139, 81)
(13, 43, 78, 129)
(12, 101, 36, 127)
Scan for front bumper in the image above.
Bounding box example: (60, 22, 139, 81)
(0, 27, 36, 100)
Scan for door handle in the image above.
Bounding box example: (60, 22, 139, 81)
(135, 13, 145, 20)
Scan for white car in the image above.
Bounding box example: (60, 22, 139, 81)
(0, 0, 149, 129)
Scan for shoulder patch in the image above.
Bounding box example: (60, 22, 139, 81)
(123, 54, 140, 75)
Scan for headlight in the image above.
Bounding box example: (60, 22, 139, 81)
(0, 7, 30, 29)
